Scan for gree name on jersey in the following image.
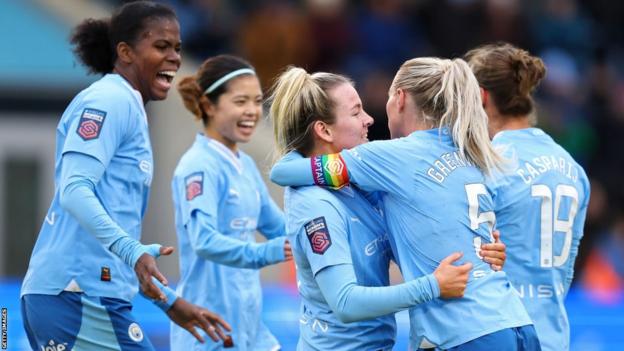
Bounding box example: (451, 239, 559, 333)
(513, 282, 565, 299)
(426, 151, 475, 183)
(516, 155, 578, 185)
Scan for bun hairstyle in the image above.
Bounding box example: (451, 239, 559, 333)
(70, 1, 177, 75)
(177, 55, 255, 125)
(268, 66, 352, 157)
(465, 42, 546, 116)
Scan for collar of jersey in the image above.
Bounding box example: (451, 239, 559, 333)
(197, 133, 243, 174)
(106, 73, 148, 124)
(407, 127, 451, 141)
(493, 127, 545, 142)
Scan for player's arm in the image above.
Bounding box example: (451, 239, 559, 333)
(299, 200, 470, 323)
(254, 165, 287, 240)
(177, 170, 286, 269)
(270, 152, 351, 188)
(316, 252, 471, 323)
(254, 175, 293, 262)
(59, 152, 171, 300)
(138, 277, 232, 344)
(269, 150, 317, 187)
(187, 210, 287, 268)
(270, 141, 404, 194)
(60, 97, 171, 300)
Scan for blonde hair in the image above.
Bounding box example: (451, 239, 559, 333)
(268, 66, 352, 157)
(391, 57, 503, 174)
(465, 42, 546, 118)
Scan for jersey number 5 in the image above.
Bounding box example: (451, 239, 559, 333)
(531, 184, 579, 268)
(465, 183, 495, 259)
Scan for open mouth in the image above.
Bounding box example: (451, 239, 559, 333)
(238, 120, 256, 128)
(237, 120, 257, 134)
(156, 70, 176, 84)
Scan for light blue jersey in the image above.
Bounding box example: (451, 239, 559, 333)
(338, 128, 532, 348)
(171, 135, 286, 351)
(490, 128, 590, 351)
(286, 184, 397, 350)
(22, 74, 153, 302)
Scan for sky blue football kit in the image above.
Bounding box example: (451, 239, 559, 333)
(490, 128, 590, 351)
(272, 128, 538, 350)
(283, 152, 440, 350)
(21, 74, 176, 350)
(171, 134, 287, 351)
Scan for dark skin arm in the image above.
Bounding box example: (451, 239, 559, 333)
(167, 298, 232, 343)
(135, 246, 174, 301)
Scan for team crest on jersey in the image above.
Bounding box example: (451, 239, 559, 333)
(128, 322, 144, 342)
(185, 172, 204, 201)
(76, 108, 106, 141)
(304, 217, 332, 255)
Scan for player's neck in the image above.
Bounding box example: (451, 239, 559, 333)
(489, 113, 531, 137)
(308, 142, 339, 157)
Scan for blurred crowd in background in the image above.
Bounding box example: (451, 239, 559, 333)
(104, 0, 624, 298)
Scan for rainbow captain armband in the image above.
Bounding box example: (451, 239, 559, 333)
(311, 153, 350, 189)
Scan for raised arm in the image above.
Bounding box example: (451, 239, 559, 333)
(271, 141, 405, 195)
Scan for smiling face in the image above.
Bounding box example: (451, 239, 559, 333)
(203, 74, 263, 151)
(125, 17, 181, 102)
(326, 82, 374, 151)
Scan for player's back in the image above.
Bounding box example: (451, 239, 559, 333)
(491, 128, 590, 351)
(341, 128, 532, 349)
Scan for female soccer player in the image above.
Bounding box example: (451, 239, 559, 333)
(465, 43, 590, 351)
(172, 55, 292, 351)
(270, 67, 504, 350)
(268, 66, 509, 350)
(271, 58, 541, 350)
(20, 2, 230, 350)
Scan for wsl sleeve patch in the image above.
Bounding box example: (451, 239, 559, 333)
(76, 108, 107, 141)
(304, 217, 332, 255)
(185, 172, 204, 201)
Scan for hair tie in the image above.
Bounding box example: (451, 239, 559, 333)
(204, 68, 255, 95)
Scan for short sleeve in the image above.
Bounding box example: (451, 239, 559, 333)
(62, 90, 133, 167)
(340, 139, 406, 196)
(291, 197, 352, 276)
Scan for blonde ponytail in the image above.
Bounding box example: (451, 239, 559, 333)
(268, 66, 351, 157)
(392, 57, 504, 174)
